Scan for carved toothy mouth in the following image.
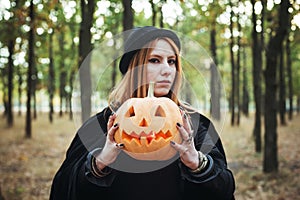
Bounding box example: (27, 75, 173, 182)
(122, 130, 172, 145)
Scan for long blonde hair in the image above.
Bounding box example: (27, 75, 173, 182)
(108, 37, 183, 110)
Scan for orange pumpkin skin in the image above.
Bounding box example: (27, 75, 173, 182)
(114, 97, 182, 160)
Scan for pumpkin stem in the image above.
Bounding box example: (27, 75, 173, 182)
(147, 82, 155, 98)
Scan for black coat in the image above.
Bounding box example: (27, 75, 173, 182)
(50, 107, 235, 200)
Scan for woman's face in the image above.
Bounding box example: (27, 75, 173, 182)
(146, 39, 177, 97)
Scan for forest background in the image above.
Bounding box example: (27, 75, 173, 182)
(0, 0, 299, 199)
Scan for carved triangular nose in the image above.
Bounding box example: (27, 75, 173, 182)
(139, 118, 148, 127)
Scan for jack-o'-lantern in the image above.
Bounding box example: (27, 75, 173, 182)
(114, 82, 182, 160)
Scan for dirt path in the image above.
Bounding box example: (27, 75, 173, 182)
(0, 113, 299, 199)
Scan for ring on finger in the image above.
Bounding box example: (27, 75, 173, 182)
(184, 135, 193, 144)
(115, 143, 124, 149)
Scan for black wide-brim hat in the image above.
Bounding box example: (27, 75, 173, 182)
(119, 26, 181, 75)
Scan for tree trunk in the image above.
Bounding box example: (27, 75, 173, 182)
(49, 31, 55, 123)
(7, 39, 15, 127)
(2, 92, 8, 117)
(122, 0, 134, 53)
(122, 0, 133, 32)
(159, 2, 164, 28)
(33, 89, 37, 119)
(59, 32, 67, 117)
(110, 20, 120, 90)
(229, 1, 236, 126)
(1, 66, 8, 116)
(17, 65, 23, 116)
(26, 0, 35, 138)
(297, 96, 300, 113)
(79, 0, 95, 123)
(68, 21, 77, 121)
(149, 0, 157, 26)
(242, 46, 249, 117)
(251, 0, 262, 153)
(263, 0, 289, 173)
(32, 61, 37, 120)
(279, 45, 286, 125)
(264, 42, 279, 173)
(111, 58, 117, 87)
(210, 21, 221, 120)
(286, 36, 293, 120)
(236, 9, 241, 126)
(68, 67, 75, 120)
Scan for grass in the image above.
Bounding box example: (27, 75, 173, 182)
(0, 112, 299, 199)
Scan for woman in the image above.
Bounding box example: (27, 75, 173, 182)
(50, 26, 235, 200)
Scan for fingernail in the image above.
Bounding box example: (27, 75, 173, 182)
(176, 122, 181, 127)
(170, 141, 175, 145)
(183, 113, 187, 119)
(119, 143, 124, 147)
(113, 123, 118, 127)
(179, 106, 184, 110)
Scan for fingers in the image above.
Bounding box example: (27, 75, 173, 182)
(106, 113, 125, 150)
(106, 112, 118, 141)
(176, 122, 190, 141)
(107, 112, 116, 130)
(173, 122, 194, 155)
(176, 122, 192, 143)
(107, 122, 119, 141)
(179, 109, 193, 135)
(170, 141, 188, 156)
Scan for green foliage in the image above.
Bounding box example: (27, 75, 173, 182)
(0, 0, 299, 113)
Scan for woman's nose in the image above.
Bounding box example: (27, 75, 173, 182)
(160, 60, 172, 75)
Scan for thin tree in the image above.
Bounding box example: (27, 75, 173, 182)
(263, 0, 290, 173)
(111, 19, 121, 90)
(48, 30, 55, 123)
(279, 43, 286, 125)
(242, 45, 249, 117)
(297, 96, 300, 113)
(7, 38, 15, 127)
(121, 0, 134, 66)
(286, 34, 293, 120)
(68, 22, 78, 121)
(79, 0, 95, 123)
(6, 0, 21, 126)
(122, 0, 133, 32)
(236, 4, 242, 126)
(149, 0, 157, 26)
(229, 0, 236, 126)
(251, 0, 263, 153)
(59, 30, 67, 117)
(158, 0, 165, 28)
(17, 65, 23, 116)
(210, 18, 221, 121)
(26, 0, 35, 138)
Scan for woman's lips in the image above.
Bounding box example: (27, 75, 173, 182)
(156, 80, 171, 85)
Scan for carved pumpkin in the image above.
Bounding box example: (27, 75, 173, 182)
(114, 82, 182, 160)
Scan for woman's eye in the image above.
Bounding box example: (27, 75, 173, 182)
(148, 58, 160, 63)
(168, 59, 176, 64)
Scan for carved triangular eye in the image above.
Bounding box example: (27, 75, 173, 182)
(154, 105, 166, 117)
(125, 106, 135, 117)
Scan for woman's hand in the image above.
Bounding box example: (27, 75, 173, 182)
(170, 110, 199, 170)
(95, 113, 123, 170)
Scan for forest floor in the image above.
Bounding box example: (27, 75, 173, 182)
(0, 112, 299, 200)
